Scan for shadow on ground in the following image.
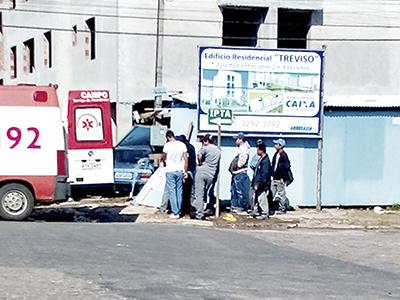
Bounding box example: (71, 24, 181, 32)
(29, 205, 138, 223)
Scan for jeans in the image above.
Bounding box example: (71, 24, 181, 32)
(165, 171, 184, 216)
(182, 170, 195, 215)
(252, 189, 269, 216)
(159, 188, 169, 213)
(192, 169, 214, 219)
(231, 172, 250, 210)
(271, 179, 287, 210)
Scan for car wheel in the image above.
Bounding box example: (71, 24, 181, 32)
(0, 183, 35, 221)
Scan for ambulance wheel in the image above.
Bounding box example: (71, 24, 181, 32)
(0, 183, 35, 221)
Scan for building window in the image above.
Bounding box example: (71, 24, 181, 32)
(10, 46, 17, 79)
(85, 17, 95, 60)
(10, 0, 16, 9)
(227, 75, 235, 97)
(0, 12, 3, 34)
(278, 8, 323, 49)
(23, 38, 34, 74)
(44, 31, 52, 68)
(72, 25, 77, 47)
(221, 6, 268, 47)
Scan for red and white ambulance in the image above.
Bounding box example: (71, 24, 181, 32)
(0, 85, 69, 220)
(67, 90, 114, 194)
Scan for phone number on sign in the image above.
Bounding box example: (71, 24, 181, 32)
(238, 119, 281, 131)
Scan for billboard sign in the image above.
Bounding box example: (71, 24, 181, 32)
(198, 47, 324, 137)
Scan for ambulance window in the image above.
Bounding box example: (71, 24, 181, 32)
(75, 107, 104, 141)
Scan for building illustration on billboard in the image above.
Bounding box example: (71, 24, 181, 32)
(198, 47, 324, 136)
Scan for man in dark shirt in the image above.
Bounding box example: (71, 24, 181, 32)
(177, 135, 196, 215)
(251, 140, 272, 220)
(271, 138, 291, 213)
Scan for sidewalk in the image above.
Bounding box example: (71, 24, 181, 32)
(213, 208, 400, 230)
(118, 201, 400, 230)
(32, 197, 400, 230)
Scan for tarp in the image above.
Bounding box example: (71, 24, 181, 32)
(134, 167, 166, 207)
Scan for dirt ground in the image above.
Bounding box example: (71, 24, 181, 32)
(30, 197, 400, 231)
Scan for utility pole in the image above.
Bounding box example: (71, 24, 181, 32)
(154, 0, 164, 110)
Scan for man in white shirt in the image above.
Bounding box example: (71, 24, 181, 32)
(229, 132, 251, 213)
(162, 130, 188, 219)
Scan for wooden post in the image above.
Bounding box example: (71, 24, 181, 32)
(216, 124, 222, 217)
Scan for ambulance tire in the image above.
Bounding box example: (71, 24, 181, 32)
(0, 183, 35, 221)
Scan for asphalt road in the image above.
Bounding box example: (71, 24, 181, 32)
(0, 223, 399, 300)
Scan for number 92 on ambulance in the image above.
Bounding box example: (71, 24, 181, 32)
(0, 85, 69, 220)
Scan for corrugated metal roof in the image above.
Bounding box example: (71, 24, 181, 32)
(324, 96, 400, 108)
(170, 93, 197, 105)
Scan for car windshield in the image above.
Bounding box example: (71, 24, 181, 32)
(117, 126, 150, 147)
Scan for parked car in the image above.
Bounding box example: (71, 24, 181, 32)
(114, 125, 163, 194)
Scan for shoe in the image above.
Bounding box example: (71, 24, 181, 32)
(204, 209, 214, 217)
(230, 206, 240, 213)
(276, 209, 287, 215)
(255, 215, 269, 220)
(169, 214, 180, 219)
(235, 209, 247, 216)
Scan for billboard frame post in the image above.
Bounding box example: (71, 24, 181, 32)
(316, 45, 326, 212)
(215, 124, 221, 218)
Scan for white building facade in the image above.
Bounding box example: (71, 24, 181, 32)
(1, 0, 400, 140)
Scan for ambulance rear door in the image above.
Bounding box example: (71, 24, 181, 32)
(67, 90, 114, 185)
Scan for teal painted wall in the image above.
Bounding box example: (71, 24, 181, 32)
(218, 137, 319, 206)
(322, 110, 400, 206)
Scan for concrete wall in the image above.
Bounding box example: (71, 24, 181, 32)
(2, 0, 400, 138)
(215, 137, 318, 205)
(1, 0, 119, 124)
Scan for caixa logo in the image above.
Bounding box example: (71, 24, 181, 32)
(286, 100, 316, 109)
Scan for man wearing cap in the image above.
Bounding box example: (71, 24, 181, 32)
(251, 140, 272, 220)
(229, 133, 251, 213)
(191, 134, 221, 220)
(271, 138, 291, 213)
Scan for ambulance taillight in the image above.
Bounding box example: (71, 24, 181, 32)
(57, 150, 67, 176)
(33, 91, 48, 102)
